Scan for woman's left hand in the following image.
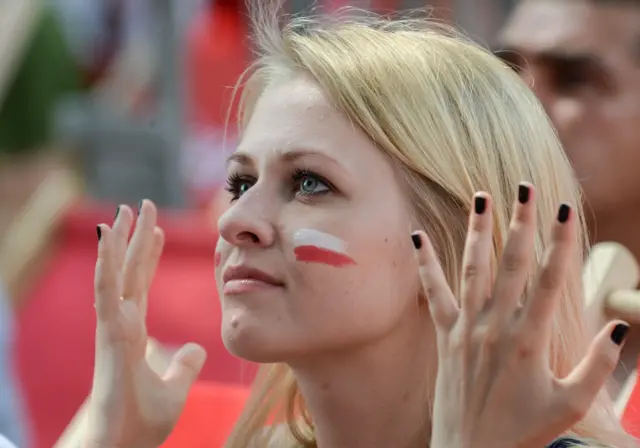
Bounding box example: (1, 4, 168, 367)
(415, 186, 628, 448)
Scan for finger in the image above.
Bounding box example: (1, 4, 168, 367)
(122, 199, 157, 306)
(523, 203, 573, 336)
(139, 227, 165, 319)
(144, 227, 165, 290)
(163, 343, 207, 396)
(94, 224, 120, 320)
(490, 183, 536, 320)
(412, 230, 459, 330)
(112, 205, 134, 269)
(557, 321, 628, 422)
(460, 193, 493, 318)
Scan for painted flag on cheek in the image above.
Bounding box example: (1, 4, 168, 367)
(293, 229, 356, 267)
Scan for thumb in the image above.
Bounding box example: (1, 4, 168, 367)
(163, 343, 207, 394)
(558, 321, 628, 417)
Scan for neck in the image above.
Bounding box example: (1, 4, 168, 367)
(288, 308, 435, 448)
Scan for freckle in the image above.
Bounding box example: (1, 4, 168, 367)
(321, 381, 330, 391)
(384, 238, 388, 243)
(402, 391, 410, 401)
(392, 261, 397, 268)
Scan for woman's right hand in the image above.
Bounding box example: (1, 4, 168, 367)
(86, 200, 207, 448)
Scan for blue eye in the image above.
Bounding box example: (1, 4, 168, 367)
(293, 170, 331, 196)
(225, 173, 255, 202)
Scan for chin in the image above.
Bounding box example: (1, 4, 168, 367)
(220, 313, 293, 363)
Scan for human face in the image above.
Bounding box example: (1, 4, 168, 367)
(498, 0, 640, 215)
(215, 76, 419, 363)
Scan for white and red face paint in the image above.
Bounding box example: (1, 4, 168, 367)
(293, 228, 356, 267)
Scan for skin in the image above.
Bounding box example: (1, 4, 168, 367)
(83, 76, 625, 448)
(215, 76, 434, 447)
(213, 76, 622, 446)
(498, 0, 640, 385)
(498, 0, 640, 255)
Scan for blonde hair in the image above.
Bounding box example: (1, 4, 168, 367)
(224, 2, 635, 447)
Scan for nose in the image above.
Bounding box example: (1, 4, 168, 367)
(217, 189, 277, 248)
(547, 97, 584, 134)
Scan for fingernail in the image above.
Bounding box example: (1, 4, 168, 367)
(518, 183, 530, 204)
(138, 200, 143, 215)
(96, 225, 102, 241)
(611, 323, 629, 346)
(474, 196, 487, 215)
(411, 232, 422, 249)
(557, 203, 570, 223)
(115, 206, 120, 220)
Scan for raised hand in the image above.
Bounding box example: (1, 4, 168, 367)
(86, 200, 207, 448)
(414, 185, 628, 448)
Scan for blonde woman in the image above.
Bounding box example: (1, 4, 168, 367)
(78, 2, 636, 447)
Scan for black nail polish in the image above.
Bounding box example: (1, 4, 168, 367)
(96, 226, 102, 241)
(411, 233, 422, 249)
(518, 183, 530, 204)
(611, 323, 629, 346)
(115, 206, 120, 220)
(138, 200, 143, 215)
(474, 196, 487, 215)
(557, 203, 570, 223)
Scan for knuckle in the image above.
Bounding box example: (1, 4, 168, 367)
(470, 218, 485, 232)
(501, 251, 525, 275)
(512, 330, 536, 358)
(474, 328, 500, 350)
(425, 285, 438, 301)
(462, 263, 481, 282)
(538, 268, 562, 292)
(95, 277, 110, 297)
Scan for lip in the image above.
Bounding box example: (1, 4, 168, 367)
(222, 265, 283, 295)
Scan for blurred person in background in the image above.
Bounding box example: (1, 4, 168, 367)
(49, 0, 204, 88)
(0, 3, 81, 238)
(0, 283, 28, 448)
(185, 0, 250, 210)
(0, 4, 82, 446)
(498, 0, 640, 388)
(47, 0, 116, 87)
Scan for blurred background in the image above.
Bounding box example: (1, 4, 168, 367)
(2, 0, 638, 447)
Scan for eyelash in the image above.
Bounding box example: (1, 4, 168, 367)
(225, 168, 333, 202)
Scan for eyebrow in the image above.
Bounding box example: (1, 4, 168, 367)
(537, 50, 605, 69)
(226, 148, 343, 169)
(496, 46, 607, 70)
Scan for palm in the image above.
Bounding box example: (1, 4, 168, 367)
(417, 189, 625, 448)
(88, 202, 206, 448)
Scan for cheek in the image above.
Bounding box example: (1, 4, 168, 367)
(291, 228, 356, 268)
(214, 238, 226, 288)
(291, 235, 416, 330)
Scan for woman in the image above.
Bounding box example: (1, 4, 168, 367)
(80, 1, 636, 447)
